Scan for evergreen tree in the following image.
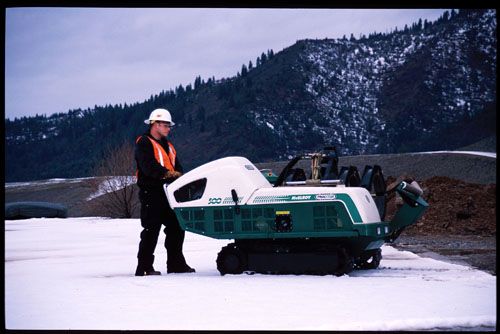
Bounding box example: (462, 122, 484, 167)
(442, 10, 449, 21)
(261, 52, 267, 64)
(424, 19, 430, 30)
(194, 75, 202, 89)
(175, 84, 185, 96)
(241, 64, 248, 77)
(417, 18, 422, 31)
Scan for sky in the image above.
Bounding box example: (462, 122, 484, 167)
(5, 217, 496, 330)
(5, 8, 449, 120)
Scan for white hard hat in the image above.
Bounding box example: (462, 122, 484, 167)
(144, 108, 175, 125)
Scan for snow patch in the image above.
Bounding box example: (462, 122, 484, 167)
(86, 176, 136, 201)
(5, 177, 94, 188)
(418, 150, 496, 159)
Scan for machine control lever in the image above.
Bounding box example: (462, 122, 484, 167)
(231, 189, 240, 215)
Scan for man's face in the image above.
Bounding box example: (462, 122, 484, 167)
(155, 121, 171, 137)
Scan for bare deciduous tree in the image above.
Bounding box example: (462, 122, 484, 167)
(88, 141, 139, 218)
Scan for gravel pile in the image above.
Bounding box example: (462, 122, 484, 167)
(386, 176, 496, 236)
(385, 176, 496, 275)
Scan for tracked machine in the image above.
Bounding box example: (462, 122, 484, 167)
(165, 147, 428, 276)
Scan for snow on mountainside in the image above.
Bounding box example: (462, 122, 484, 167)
(250, 9, 496, 156)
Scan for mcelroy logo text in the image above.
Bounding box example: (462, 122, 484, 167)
(290, 195, 312, 200)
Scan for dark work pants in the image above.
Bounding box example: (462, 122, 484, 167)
(137, 186, 188, 271)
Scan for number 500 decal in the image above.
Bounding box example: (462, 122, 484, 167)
(208, 197, 222, 204)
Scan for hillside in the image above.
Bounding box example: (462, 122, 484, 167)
(5, 151, 496, 218)
(255, 150, 497, 185)
(5, 9, 496, 182)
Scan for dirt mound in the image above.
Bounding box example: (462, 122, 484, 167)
(386, 176, 496, 236)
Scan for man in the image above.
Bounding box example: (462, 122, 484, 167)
(134, 108, 195, 276)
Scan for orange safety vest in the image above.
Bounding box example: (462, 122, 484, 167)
(136, 135, 176, 174)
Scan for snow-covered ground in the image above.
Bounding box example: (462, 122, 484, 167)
(5, 217, 496, 331)
(4, 177, 94, 189)
(416, 150, 496, 159)
(360, 150, 496, 159)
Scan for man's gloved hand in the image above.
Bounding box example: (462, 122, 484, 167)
(165, 170, 182, 179)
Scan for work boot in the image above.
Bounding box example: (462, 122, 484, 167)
(135, 266, 161, 276)
(167, 265, 196, 274)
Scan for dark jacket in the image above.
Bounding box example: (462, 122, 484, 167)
(135, 133, 183, 189)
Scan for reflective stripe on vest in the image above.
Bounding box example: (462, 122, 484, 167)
(136, 136, 176, 172)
